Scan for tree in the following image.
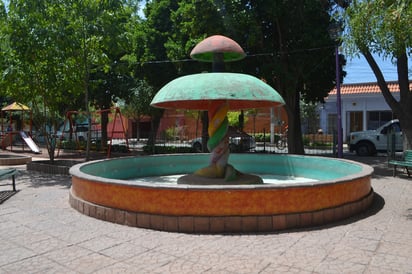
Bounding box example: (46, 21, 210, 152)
(132, 0, 184, 147)
(300, 101, 320, 134)
(83, 0, 138, 151)
(1, 0, 84, 161)
(122, 80, 156, 140)
(135, 0, 338, 155)
(0, 2, 8, 79)
(166, 0, 225, 64)
(341, 0, 412, 150)
(1, 0, 140, 160)
(222, 0, 338, 154)
(64, 0, 126, 159)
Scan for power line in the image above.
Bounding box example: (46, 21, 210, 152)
(138, 45, 335, 65)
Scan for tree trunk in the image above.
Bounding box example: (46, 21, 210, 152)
(396, 52, 412, 150)
(239, 110, 244, 131)
(363, 51, 401, 113)
(284, 92, 305, 155)
(402, 126, 412, 151)
(148, 112, 162, 151)
(363, 50, 412, 150)
(201, 111, 209, 152)
(135, 119, 141, 140)
(45, 133, 55, 162)
(101, 111, 109, 150)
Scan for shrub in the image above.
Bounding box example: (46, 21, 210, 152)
(253, 133, 281, 143)
(143, 145, 195, 154)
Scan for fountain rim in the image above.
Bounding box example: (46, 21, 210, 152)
(69, 154, 374, 190)
(0, 154, 32, 165)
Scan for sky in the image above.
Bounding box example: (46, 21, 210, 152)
(344, 54, 401, 84)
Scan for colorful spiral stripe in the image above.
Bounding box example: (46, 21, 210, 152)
(194, 103, 238, 181)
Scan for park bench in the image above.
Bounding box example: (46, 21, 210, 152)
(0, 168, 18, 191)
(388, 150, 412, 177)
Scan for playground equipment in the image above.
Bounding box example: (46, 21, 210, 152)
(1, 102, 39, 153)
(57, 107, 129, 157)
(20, 131, 40, 153)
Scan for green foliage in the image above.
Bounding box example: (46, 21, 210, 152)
(84, 0, 138, 109)
(3, 1, 78, 105)
(302, 136, 311, 146)
(227, 111, 240, 127)
(1, 0, 342, 156)
(227, 111, 249, 129)
(143, 145, 194, 154)
(123, 80, 157, 121)
(220, 0, 338, 154)
(253, 133, 273, 143)
(300, 101, 320, 134)
(342, 0, 412, 150)
(1, 0, 90, 160)
(166, 0, 225, 61)
(164, 127, 177, 141)
(110, 144, 129, 153)
(58, 140, 78, 150)
(224, 0, 337, 103)
(0, 0, 141, 160)
(344, 0, 412, 57)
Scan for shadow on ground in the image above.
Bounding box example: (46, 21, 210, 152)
(0, 190, 19, 204)
(405, 208, 412, 220)
(333, 192, 385, 226)
(344, 154, 411, 178)
(18, 170, 71, 189)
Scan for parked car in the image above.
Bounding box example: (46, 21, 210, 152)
(349, 119, 403, 156)
(191, 127, 256, 153)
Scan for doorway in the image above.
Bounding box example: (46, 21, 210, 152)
(348, 111, 363, 133)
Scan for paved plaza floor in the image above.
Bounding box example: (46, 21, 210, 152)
(0, 153, 411, 273)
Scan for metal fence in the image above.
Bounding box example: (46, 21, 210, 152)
(127, 129, 337, 156)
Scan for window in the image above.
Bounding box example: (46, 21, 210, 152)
(367, 111, 395, 130)
(327, 114, 337, 134)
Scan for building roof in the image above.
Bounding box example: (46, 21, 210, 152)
(2, 102, 30, 111)
(329, 81, 411, 95)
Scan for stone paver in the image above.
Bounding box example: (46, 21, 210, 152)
(0, 155, 411, 273)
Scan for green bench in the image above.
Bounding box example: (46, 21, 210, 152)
(388, 150, 412, 177)
(0, 168, 18, 191)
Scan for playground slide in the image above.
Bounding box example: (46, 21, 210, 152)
(20, 131, 41, 154)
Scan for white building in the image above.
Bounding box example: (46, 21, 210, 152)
(319, 81, 411, 142)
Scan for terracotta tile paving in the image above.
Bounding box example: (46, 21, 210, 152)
(0, 155, 411, 273)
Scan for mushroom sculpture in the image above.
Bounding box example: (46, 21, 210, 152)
(151, 35, 285, 185)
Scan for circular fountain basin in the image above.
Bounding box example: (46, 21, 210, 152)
(69, 154, 374, 233)
(0, 154, 32, 165)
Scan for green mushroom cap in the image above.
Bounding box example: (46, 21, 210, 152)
(151, 72, 285, 111)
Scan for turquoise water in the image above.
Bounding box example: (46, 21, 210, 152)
(128, 174, 318, 185)
(79, 154, 363, 182)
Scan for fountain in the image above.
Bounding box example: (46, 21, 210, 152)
(69, 35, 374, 233)
(0, 154, 32, 165)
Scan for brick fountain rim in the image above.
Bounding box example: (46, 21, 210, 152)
(69, 153, 374, 233)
